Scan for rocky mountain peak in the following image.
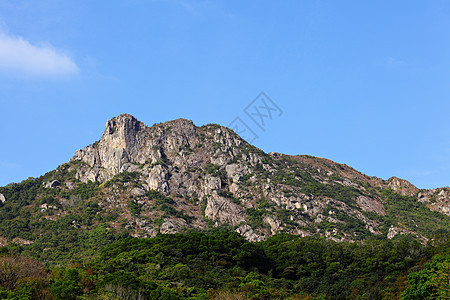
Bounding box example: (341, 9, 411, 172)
(104, 113, 143, 136)
(101, 114, 147, 159)
(387, 176, 418, 196)
(58, 114, 450, 242)
(160, 118, 195, 130)
(71, 114, 242, 184)
(72, 114, 149, 181)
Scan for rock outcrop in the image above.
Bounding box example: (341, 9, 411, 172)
(46, 114, 447, 241)
(356, 195, 385, 216)
(387, 176, 419, 197)
(44, 180, 61, 189)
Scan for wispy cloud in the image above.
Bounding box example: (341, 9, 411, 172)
(0, 31, 79, 78)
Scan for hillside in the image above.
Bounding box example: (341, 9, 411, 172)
(0, 114, 449, 254)
(1, 114, 450, 299)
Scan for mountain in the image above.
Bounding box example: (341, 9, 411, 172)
(0, 114, 449, 253)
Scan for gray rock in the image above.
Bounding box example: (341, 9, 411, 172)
(236, 224, 266, 242)
(131, 187, 146, 197)
(263, 216, 282, 235)
(0, 193, 5, 203)
(12, 237, 33, 245)
(65, 182, 76, 190)
(147, 165, 169, 193)
(160, 219, 186, 234)
(44, 180, 61, 189)
(356, 195, 385, 216)
(0, 236, 8, 247)
(387, 176, 418, 196)
(60, 114, 448, 242)
(204, 194, 246, 226)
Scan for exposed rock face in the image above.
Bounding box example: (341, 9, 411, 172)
(62, 114, 449, 242)
(417, 188, 450, 216)
(0, 193, 5, 203)
(65, 182, 76, 190)
(204, 194, 246, 226)
(12, 237, 33, 245)
(264, 216, 282, 235)
(71, 115, 242, 198)
(387, 177, 419, 197)
(356, 195, 385, 216)
(160, 219, 187, 234)
(0, 236, 7, 246)
(236, 224, 266, 242)
(387, 226, 400, 239)
(44, 180, 61, 189)
(100, 115, 148, 172)
(72, 114, 150, 182)
(387, 226, 427, 242)
(39, 203, 58, 212)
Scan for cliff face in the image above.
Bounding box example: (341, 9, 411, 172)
(53, 114, 449, 242)
(70, 114, 248, 233)
(72, 114, 150, 181)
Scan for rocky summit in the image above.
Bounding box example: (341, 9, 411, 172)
(0, 114, 449, 247)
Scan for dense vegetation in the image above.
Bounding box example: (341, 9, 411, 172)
(1, 145, 450, 299)
(0, 230, 448, 299)
(0, 163, 127, 264)
(379, 188, 450, 238)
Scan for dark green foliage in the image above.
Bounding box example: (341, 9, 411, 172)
(2, 134, 450, 299)
(128, 199, 142, 217)
(0, 247, 9, 256)
(81, 201, 102, 225)
(159, 204, 193, 223)
(217, 190, 241, 205)
(39, 195, 60, 206)
(104, 171, 141, 189)
(402, 237, 450, 300)
(257, 198, 275, 210)
(271, 159, 361, 206)
(0, 177, 44, 240)
(145, 190, 194, 223)
(301, 182, 360, 205)
(204, 163, 227, 187)
(380, 188, 450, 237)
(334, 211, 371, 238)
(0, 169, 116, 261)
(98, 230, 270, 281)
(0, 230, 448, 299)
(54, 180, 100, 201)
(147, 190, 175, 205)
(241, 173, 253, 186)
(51, 268, 82, 300)
(217, 190, 233, 199)
(276, 208, 298, 228)
(91, 231, 445, 299)
(245, 208, 266, 228)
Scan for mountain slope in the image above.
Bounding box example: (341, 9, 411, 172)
(0, 114, 449, 256)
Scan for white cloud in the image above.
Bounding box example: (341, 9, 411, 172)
(0, 31, 79, 78)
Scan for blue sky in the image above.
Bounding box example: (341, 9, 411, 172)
(0, 1, 449, 189)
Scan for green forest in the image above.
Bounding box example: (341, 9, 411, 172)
(0, 229, 449, 299)
(0, 159, 449, 299)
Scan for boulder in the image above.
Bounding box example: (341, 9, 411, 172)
(44, 180, 61, 189)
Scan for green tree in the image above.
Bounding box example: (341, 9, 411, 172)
(50, 268, 82, 300)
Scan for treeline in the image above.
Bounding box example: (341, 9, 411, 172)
(0, 230, 448, 299)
